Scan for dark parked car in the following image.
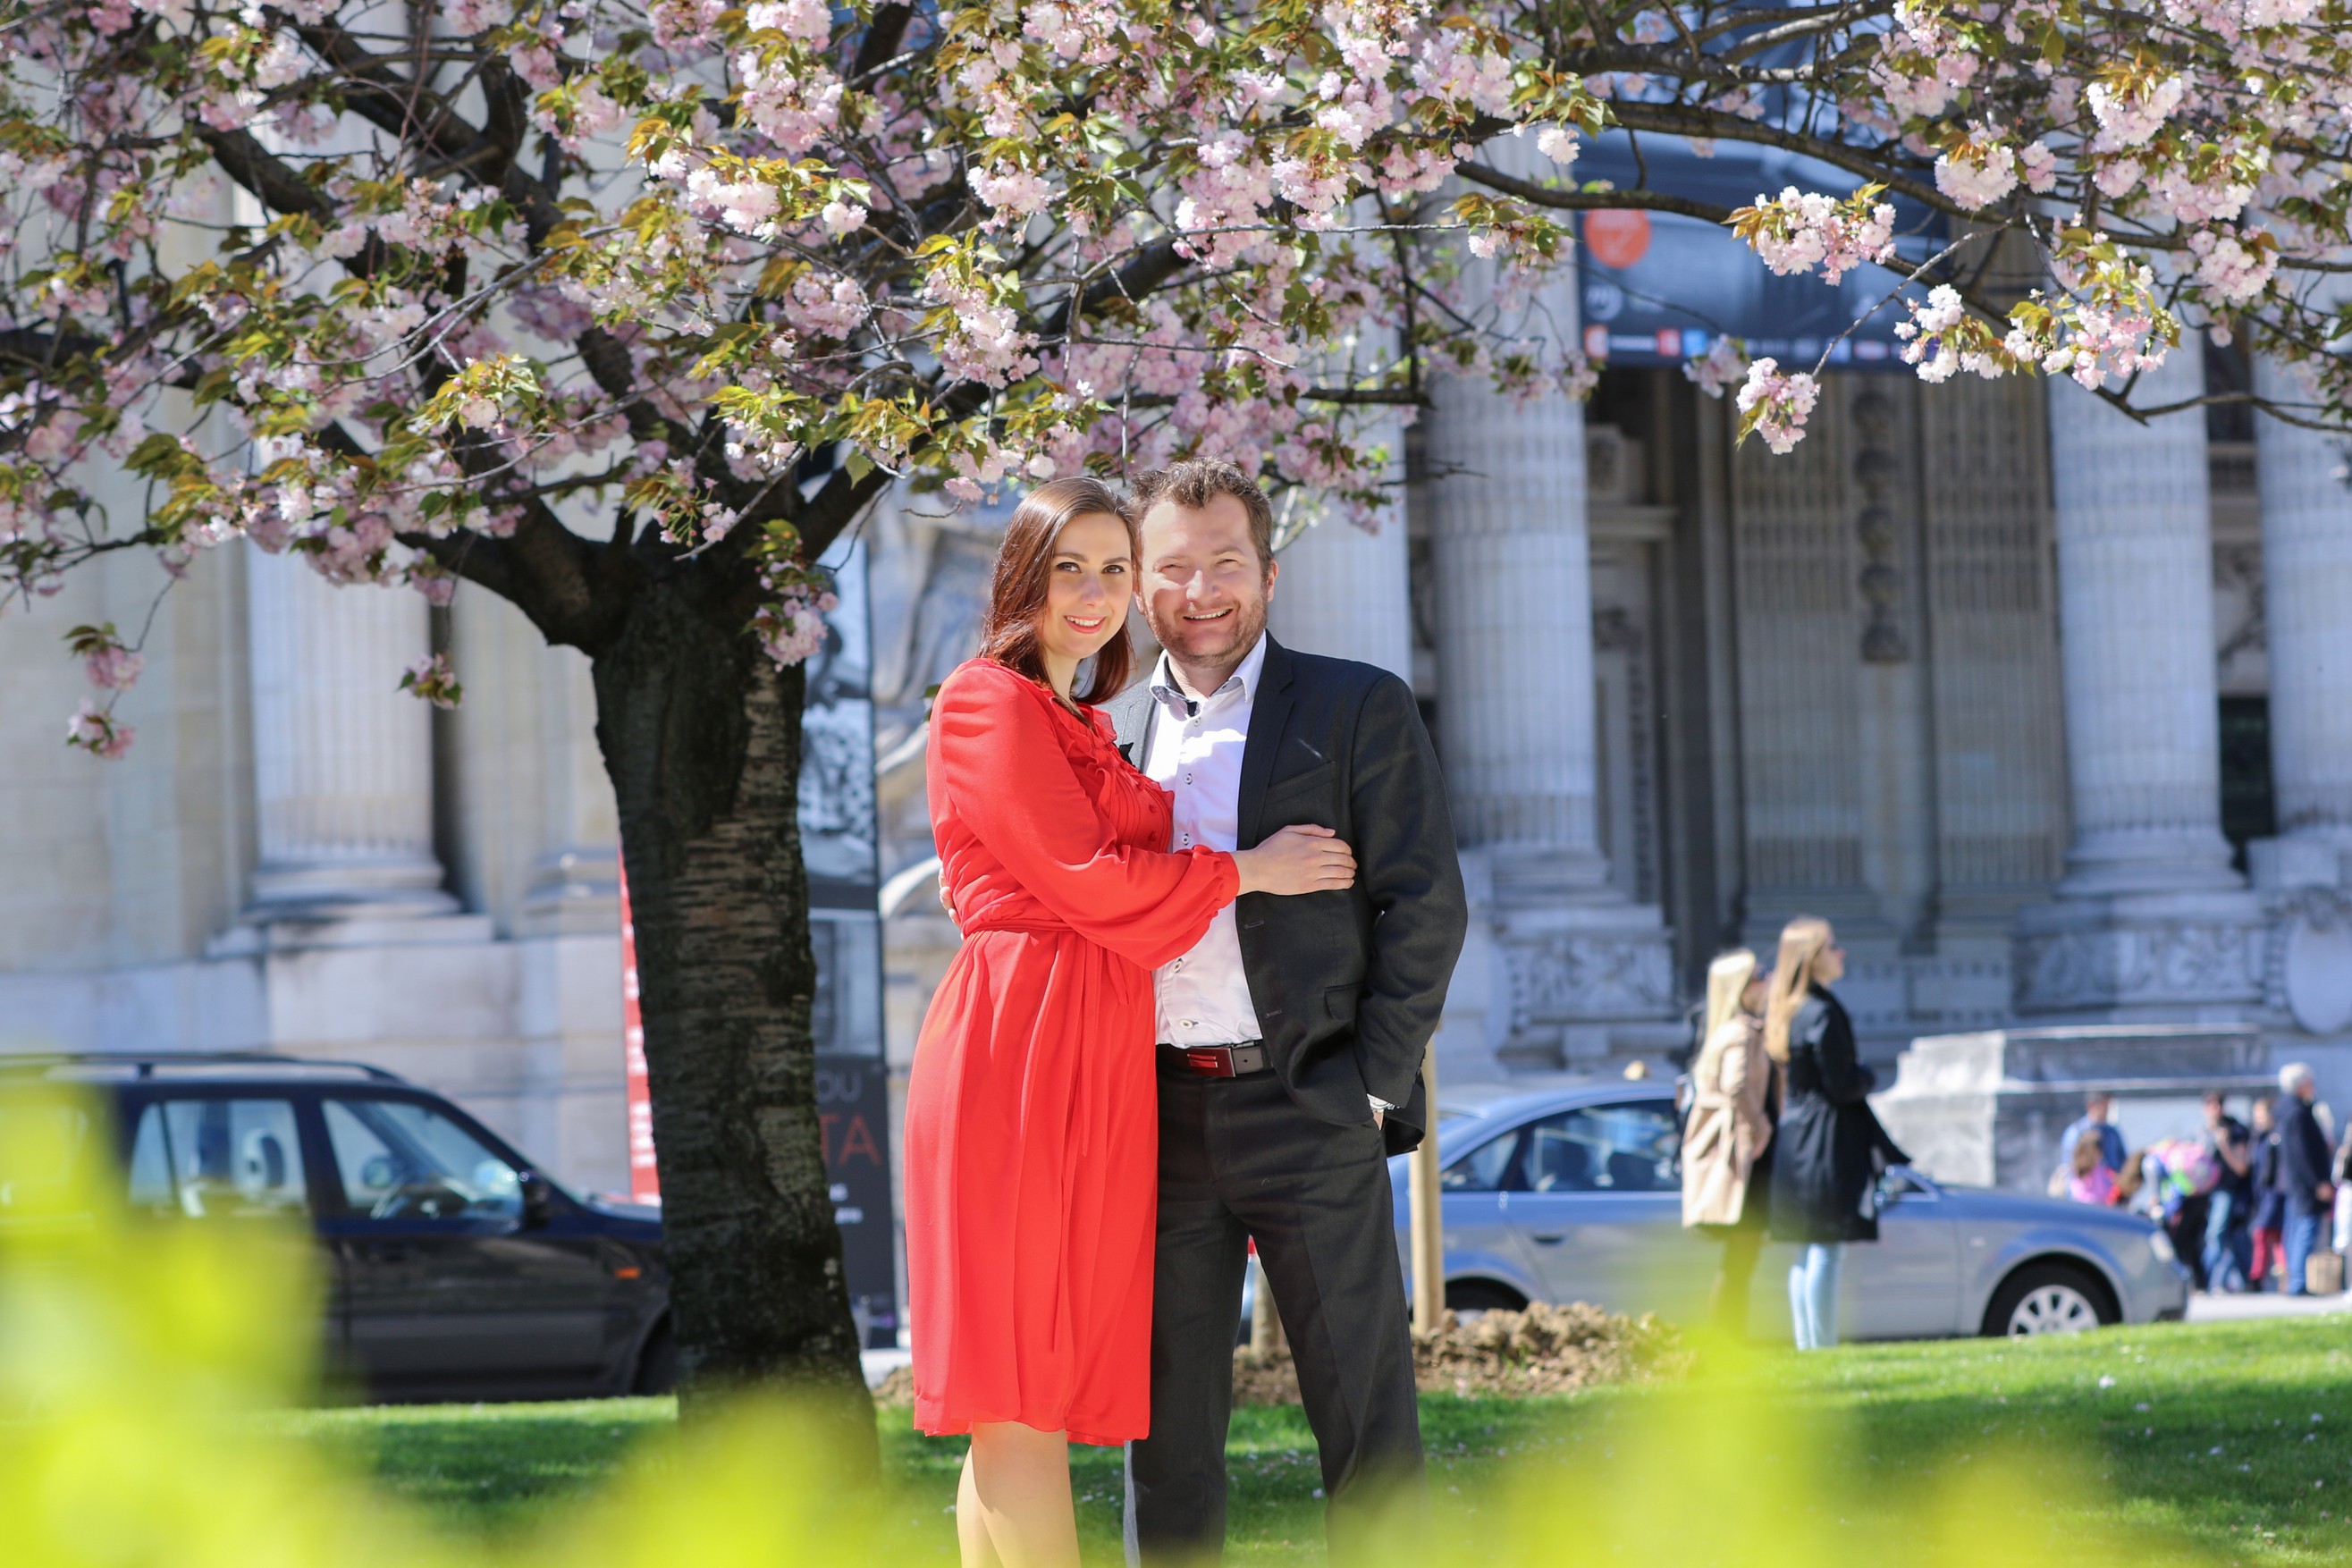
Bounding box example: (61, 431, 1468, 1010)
(0, 1053, 672, 1402)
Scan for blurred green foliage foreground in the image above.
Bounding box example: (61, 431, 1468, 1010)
(7, 1086, 2351, 1567)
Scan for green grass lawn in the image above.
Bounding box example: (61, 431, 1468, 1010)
(282, 1317, 2352, 1565)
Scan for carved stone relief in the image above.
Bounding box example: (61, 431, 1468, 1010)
(1503, 931, 1679, 1042)
(2013, 921, 2267, 1013)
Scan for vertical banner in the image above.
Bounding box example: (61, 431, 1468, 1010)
(619, 861, 660, 1203)
(800, 533, 897, 1347)
(816, 1053, 895, 1348)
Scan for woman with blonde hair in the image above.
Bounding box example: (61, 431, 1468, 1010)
(1762, 916, 1909, 1350)
(1680, 948, 1775, 1336)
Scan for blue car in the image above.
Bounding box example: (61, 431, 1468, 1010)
(1382, 1080, 2191, 1338)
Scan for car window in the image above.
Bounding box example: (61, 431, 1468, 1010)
(0, 1097, 99, 1219)
(1442, 1128, 1523, 1193)
(125, 1099, 310, 1220)
(1518, 1101, 1681, 1193)
(323, 1097, 520, 1224)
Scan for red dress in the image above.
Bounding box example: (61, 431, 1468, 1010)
(904, 659, 1237, 1445)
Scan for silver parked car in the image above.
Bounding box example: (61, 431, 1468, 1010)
(1385, 1082, 2191, 1338)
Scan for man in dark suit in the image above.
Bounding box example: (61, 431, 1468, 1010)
(2275, 1063, 2337, 1295)
(1110, 459, 1467, 1564)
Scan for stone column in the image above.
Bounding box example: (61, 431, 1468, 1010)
(2251, 358, 2352, 850)
(1267, 465, 1413, 681)
(2012, 348, 2264, 1017)
(1420, 162, 1674, 1069)
(242, 547, 457, 920)
(2250, 354, 2352, 1035)
(519, 644, 621, 934)
(1425, 367, 1615, 901)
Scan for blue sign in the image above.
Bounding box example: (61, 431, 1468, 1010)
(1570, 134, 1945, 371)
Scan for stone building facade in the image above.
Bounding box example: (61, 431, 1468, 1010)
(4, 338, 2350, 1199)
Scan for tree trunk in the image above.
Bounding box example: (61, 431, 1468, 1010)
(590, 577, 874, 1462)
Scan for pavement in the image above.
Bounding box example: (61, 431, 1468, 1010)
(2185, 1287, 2352, 1320)
(862, 1347, 913, 1388)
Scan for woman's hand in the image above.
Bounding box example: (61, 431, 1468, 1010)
(1233, 823, 1357, 896)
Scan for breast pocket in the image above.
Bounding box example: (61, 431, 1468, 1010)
(1262, 762, 1336, 815)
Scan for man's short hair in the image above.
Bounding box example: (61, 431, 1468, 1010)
(2281, 1062, 2316, 1094)
(2086, 1091, 2112, 1111)
(1129, 459, 1276, 572)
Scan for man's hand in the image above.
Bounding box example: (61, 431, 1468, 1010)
(1374, 1109, 1385, 1131)
(938, 873, 956, 924)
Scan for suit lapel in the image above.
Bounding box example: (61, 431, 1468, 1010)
(1236, 636, 1295, 850)
(1107, 681, 1153, 766)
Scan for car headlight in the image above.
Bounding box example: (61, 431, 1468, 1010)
(2148, 1228, 2176, 1264)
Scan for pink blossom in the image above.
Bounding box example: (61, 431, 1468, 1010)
(1682, 337, 1746, 399)
(2087, 76, 2187, 151)
(1935, 134, 2019, 211)
(746, 0, 831, 43)
(2190, 231, 2279, 305)
(66, 702, 133, 759)
(1735, 358, 1821, 454)
(84, 645, 144, 690)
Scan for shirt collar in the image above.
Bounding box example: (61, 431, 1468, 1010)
(1151, 632, 1269, 713)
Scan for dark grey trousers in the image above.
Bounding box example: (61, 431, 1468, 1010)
(1125, 1066, 1424, 1565)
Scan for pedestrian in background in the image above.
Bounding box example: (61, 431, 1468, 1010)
(2331, 1123, 2352, 1267)
(2275, 1063, 2335, 1297)
(1763, 916, 1909, 1352)
(1681, 948, 1775, 1337)
(2114, 1137, 2222, 1280)
(2202, 1091, 2253, 1293)
(2249, 1096, 2285, 1290)
(2050, 1091, 2126, 1196)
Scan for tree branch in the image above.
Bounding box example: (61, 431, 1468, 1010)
(1457, 160, 1736, 224)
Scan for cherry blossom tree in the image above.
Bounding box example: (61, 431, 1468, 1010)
(5, 0, 2351, 1436)
(1460, 0, 2352, 449)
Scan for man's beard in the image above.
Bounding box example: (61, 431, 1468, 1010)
(1155, 596, 1267, 668)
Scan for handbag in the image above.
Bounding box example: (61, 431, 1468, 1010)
(2307, 1250, 2346, 1296)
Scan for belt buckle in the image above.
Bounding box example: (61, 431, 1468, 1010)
(1184, 1048, 1234, 1078)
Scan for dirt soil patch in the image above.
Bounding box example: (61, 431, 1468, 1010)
(1233, 1302, 1687, 1405)
(872, 1302, 1685, 1411)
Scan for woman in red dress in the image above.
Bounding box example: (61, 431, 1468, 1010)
(904, 477, 1353, 1567)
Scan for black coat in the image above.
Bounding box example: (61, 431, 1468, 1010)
(2278, 1096, 2334, 1218)
(1766, 988, 1909, 1244)
(1108, 636, 1469, 1155)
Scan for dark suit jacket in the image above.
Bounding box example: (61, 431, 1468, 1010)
(2278, 1096, 2334, 1217)
(1109, 636, 1468, 1154)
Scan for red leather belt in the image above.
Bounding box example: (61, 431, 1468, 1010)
(1161, 1042, 1270, 1078)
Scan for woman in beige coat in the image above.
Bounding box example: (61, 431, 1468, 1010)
(1681, 948, 1775, 1336)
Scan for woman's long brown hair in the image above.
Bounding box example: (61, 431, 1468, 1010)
(1762, 915, 1834, 1063)
(977, 476, 1138, 705)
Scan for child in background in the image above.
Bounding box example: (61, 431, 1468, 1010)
(2069, 1129, 2119, 1207)
(2251, 1097, 2285, 1290)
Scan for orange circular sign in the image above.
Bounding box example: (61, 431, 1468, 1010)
(1583, 209, 1653, 271)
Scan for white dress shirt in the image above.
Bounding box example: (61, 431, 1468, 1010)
(1142, 636, 1267, 1048)
(1139, 636, 1393, 1115)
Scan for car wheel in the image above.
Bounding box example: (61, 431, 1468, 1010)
(631, 1319, 678, 1395)
(1983, 1262, 2116, 1337)
(1445, 1281, 1527, 1323)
